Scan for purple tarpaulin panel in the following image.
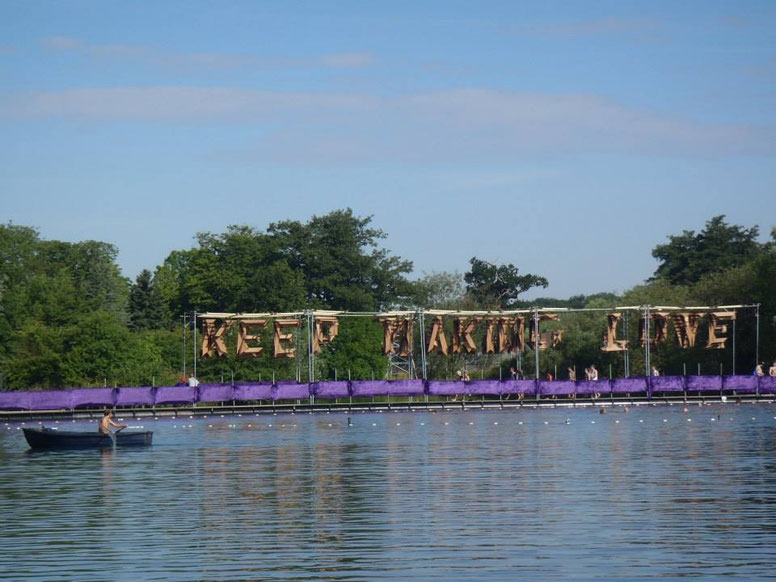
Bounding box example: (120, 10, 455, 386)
(71, 388, 114, 408)
(233, 382, 273, 401)
(273, 382, 310, 400)
(115, 387, 155, 406)
(427, 381, 467, 396)
(467, 380, 503, 396)
(154, 385, 197, 405)
(0, 391, 31, 410)
(722, 375, 758, 393)
(312, 381, 350, 399)
(539, 380, 576, 396)
(499, 380, 537, 396)
(575, 380, 609, 395)
(350, 380, 425, 397)
(650, 376, 685, 393)
(686, 376, 722, 392)
(198, 383, 235, 402)
(612, 378, 648, 394)
(759, 376, 776, 394)
(28, 390, 74, 410)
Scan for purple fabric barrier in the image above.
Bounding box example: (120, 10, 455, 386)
(28, 390, 74, 410)
(350, 379, 425, 397)
(722, 375, 758, 394)
(312, 381, 350, 399)
(611, 378, 648, 394)
(198, 383, 235, 403)
(686, 376, 722, 392)
(71, 388, 115, 408)
(498, 380, 537, 396)
(575, 380, 609, 395)
(272, 382, 310, 400)
(233, 382, 273, 401)
(154, 385, 197, 405)
(467, 380, 503, 396)
(759, 376, 776, 394)
(539, 380, 576, 396)
(115, 386, 155, 406)
(427, 380, 467, 396)
(650, 376, 685, 393)
(0, 391, 31, 410)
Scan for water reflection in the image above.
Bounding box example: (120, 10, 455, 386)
(1, 405, 775, 580)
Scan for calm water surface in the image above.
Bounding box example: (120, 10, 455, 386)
(1, 403, 776, 581)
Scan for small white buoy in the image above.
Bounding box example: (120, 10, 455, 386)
(518, 421, 523, 425)
(494, 422, 499, 425)
(615, 420, 620, 424)
(396, 423, 401, 426)
(544, 421, 548, 425)
(469, 422, 474, 425)
(591, 421, 596, 424)
(639, 419, 644, 423)
(372, 423, 377, 426)
(444, 422, 449, 426)
(687, 418, 692, 422)
(420, 422, 425, 426)
(663, 419, 668, 422)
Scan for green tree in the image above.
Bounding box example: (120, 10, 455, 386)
(269, 209, 414, 311)
(651, 215, 762, 285)
(129, 269, 170, 331)
(464, 257, 548, 309)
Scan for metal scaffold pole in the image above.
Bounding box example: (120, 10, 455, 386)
(182, 313, 187, 378)
(419, 310, 428, 380)
(193, 311, 198, 380)
(644, 305, 650, 377)
(755, 303, 761, 366)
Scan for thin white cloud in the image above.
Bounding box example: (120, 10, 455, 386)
(1, 86, 772, 162)
(39, 36, 375, 70)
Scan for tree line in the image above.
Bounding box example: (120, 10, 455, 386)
(0, 211, 773, 390)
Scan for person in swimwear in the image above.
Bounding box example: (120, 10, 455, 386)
(98, 409, 126, 435)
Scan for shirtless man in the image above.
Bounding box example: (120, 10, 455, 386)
(98, 410, 126, 435)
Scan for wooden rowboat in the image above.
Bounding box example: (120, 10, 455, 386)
(23, 427, 153, 450)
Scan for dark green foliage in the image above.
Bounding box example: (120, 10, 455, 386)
(652, 215, 761, 285)
(464, 257, 548, 309)
(316, 318, 387, 380)
(269, 209, 415, 311)
(129, 270, 170, 331)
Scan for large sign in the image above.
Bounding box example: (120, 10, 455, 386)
(198, 308, 738, 359)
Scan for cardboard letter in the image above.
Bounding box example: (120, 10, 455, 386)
(427, 316, 449, 355)
(312, 316, 339, 354)
(601, 313, 629, 352)
(273, 319, 301, 358)
(452, 317, 480, 354)
(706, 311, 736, 350)
(201, 318, 232, 358)
(237, 319, 266, 357)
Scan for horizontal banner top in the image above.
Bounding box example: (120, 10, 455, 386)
(197, 304, 758, 319)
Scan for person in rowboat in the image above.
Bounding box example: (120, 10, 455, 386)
(98, 410, 126, 435)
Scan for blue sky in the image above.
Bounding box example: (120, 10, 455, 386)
(1, 1, 774, 298)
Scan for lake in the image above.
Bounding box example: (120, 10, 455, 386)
(1, 403, 775, 581)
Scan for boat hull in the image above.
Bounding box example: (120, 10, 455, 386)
(23, 427, 153, 450)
